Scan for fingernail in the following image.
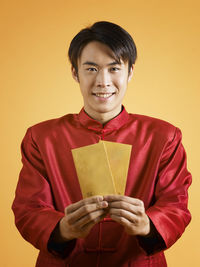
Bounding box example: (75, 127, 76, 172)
(101, 201, 108, 208)
(97, 196, 104, 202)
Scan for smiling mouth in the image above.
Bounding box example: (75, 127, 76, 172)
(92, 92, 115, 98)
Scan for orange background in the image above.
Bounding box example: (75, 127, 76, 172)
(1, 0, 200, 266)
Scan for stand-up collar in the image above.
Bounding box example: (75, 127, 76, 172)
(78, 106, 130, 131)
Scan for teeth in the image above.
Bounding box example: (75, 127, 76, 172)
(95, 93, 113, 98)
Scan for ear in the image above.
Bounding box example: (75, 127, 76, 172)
(128, 64, 134, 82)
(71, 66, 79, 82)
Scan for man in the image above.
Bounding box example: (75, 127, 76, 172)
(12, 21, 192, 267)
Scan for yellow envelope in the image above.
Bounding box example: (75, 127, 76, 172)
(72, 142, 116, 198)
(102, 141, 132, 195)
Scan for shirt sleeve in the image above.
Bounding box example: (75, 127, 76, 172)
(143, 127, 192, 254)
(47, 221, 77, 258)
(12, 128, 76, 256)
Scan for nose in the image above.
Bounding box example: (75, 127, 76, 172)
(96, 70, 111, 88)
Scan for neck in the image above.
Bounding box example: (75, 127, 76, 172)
(84, 106, 123, 125)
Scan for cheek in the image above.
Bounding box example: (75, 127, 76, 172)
(80, 76, 95, 89)
(115, 76, 128, 91)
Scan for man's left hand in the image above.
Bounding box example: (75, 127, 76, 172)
(104, 195, 150, 236)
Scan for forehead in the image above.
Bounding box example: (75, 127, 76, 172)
(78, 41, 123, 65)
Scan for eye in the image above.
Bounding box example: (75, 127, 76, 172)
(110, 67, 120, 72)
(86, 67, 97, 72)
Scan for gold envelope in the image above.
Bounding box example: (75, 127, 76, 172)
(102, 141, 132, 195)
(72, 142, 116, 198)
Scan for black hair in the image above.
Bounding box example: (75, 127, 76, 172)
(68, 21, 137, 74)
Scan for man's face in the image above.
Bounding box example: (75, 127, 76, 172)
(72, 41, 133, 122)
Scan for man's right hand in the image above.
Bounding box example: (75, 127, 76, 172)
(59, 196, 108, 241)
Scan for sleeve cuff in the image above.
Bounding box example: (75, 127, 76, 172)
(47, 221, 77, 258)
(137, 219, 166, 255)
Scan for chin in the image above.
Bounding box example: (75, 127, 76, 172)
(94, 106, 114, 114)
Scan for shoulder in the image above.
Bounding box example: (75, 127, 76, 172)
(128, 113, 180, 143)
(25, 113, 77, 142)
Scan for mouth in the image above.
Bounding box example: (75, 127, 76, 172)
(92, 92, 115, 98)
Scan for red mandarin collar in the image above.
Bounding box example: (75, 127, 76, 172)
(78, 105, 130, 132)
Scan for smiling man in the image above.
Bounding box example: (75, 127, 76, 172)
(72, 41, 133, 124)
(12, 21, 192, 267)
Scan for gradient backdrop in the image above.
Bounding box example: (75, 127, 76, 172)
(1, 0, 200, 266)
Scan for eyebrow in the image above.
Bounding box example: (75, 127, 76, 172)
(82, 61, 122, 66)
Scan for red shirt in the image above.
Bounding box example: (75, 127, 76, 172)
(12, 107, 192, 267)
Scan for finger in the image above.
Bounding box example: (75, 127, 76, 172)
(110, 214, 133, 228)
(67, 201, 108, 225)
(104, 195, 144, 207)
(108, 201, 145, 215)
(109, 208, 138, 223)
(74, 209, 107, 228)
(66, 195, 104, 214)
(81, 213, 106, 232)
